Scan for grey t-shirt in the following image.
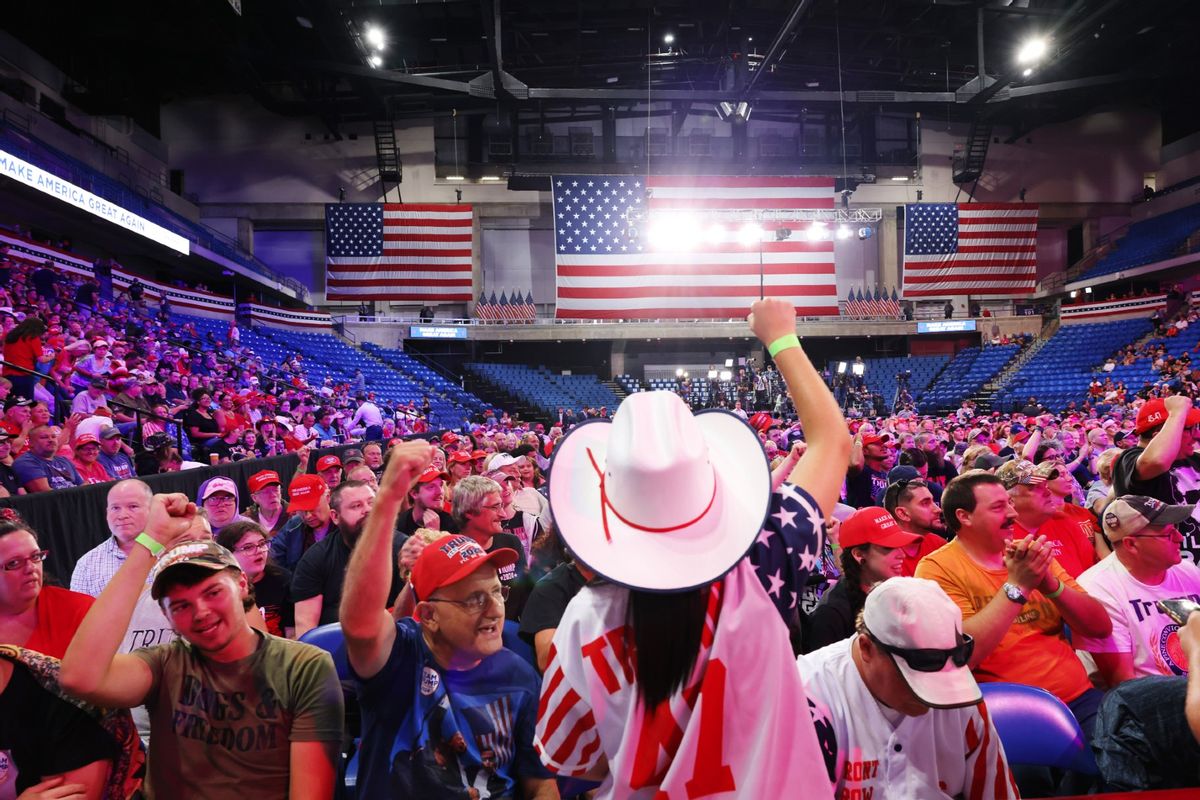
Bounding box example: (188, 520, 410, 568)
(131, 631, 344, 799)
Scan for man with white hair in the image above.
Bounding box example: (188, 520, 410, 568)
(800, 577, 1018, 799)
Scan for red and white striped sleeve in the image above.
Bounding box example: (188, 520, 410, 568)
(963, 701, 1020, 800)
(534, 644, 604, 776)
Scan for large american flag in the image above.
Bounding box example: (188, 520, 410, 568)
(902, 203, 1038, 297)
(325, 203, 473, 302)
(552, 175, 839, 319)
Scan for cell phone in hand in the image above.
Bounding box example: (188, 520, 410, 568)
(1157, 598, 1200, 626)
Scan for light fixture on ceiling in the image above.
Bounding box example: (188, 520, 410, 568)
(368, 54, 383, 68)
(1016, 37, 1048, 64)
(714, 101, 752, 123)
(480, 175, 503, 182)
(663, 33, 675, 44)
(364, 25, 386, 50)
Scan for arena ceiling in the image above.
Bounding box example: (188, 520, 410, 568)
(5, 0, 1198, 137)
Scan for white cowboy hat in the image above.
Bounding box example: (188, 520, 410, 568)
(548, 390, 771, 591)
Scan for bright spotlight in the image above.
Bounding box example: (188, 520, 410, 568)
(1085, 286, 1093, 294)
(851, 363, 866, 377)
(368, 54, 383, 68)
(719, 370, 732, 381)
(806, 222, 830, 242)
(663, 32, 675, 44)
(707, 370, 718, 379)
(703, 224, 728, 246)
(837, 361, 848, 374)
(724, 358, 734, 367)
(1022, 68, 1033, 78)
(736, 222, 764, 247)
(365, 26, 387, 50)
(676, 367, 684, 377)
(835, 225, 853, 240)
(647, 213, 700, 251)
(1016, 37, 1047, 64)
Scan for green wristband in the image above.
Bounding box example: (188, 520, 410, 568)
(135, 532, 165, 557)
(1045, 579, 1065, 600)
(767, 334, 801, 358)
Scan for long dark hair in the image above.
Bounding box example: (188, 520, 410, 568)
(5, 318, 45, 345)
(839, 545, 870, 622)
(626, 586, 710, 710)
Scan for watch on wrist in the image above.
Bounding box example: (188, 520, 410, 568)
(134, 532, 165, 557)
(1002, 582, 1028, 605)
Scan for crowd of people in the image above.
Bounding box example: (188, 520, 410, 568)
(5, 240, 1200, 797)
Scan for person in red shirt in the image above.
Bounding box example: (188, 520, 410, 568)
(884, 476, 950, 575)
(1, 317, 47, 402)
(998, 460, 1098, 578)
(0, 518, 94, 658)
(1036, 459, 1110, 562)
(70, 433, 112, 485)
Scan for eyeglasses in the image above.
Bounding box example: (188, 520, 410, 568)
(426, 585, 510, 614)
(205, 495, 236, 506)
(480, 503, 504, 513)
(866, 628, 974, 672)
(233, 541, 270, 554)
(1130, 527, 1183, 542)
(3, 550, 49, 572)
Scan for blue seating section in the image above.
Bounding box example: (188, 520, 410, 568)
(858, 355, 949, 411)
(172, 314, 478, 429)
(1079, 203, 1200, 282)
(466, 363, 618, 417)
(993, 318, 1152, 412)
(616, 374, 643, 395)
(1095, 322, 1200, 393)
(361, 343, 489, 416)
(918, 344, 1021, 412)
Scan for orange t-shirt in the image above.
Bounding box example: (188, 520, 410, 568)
(1013, 505, 1099, 578)
(26, 585, 95, 658)
(902, 532, 948, 577)
(914, 539, 1093, 703)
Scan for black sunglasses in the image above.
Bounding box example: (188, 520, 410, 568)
(867, 629, 974, 672)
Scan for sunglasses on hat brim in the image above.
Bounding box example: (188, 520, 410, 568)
(867, 629, 974, 672)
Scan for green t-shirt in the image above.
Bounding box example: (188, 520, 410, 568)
(131, 630, 343, 799)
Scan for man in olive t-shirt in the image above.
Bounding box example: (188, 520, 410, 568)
(60, 496, 344, 799)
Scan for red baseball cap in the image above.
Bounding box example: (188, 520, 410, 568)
(449, 451, 473, 464)
(316, 454, 342, 472)
(73, 433, 100, 448)
(441, 432, 459, 445)
(287, 474, 329, 512)
(471, 449, 487, 460)
(416, 468, 449, 484)
(1134, 398, 1200, 435)
(839, 507, 922, 550)
(861, 434, 890, 448)
(248, 470, 281, 493)
(410, 534, 518, 605)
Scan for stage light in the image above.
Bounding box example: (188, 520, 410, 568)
(725, 358, 734, 367)
(851, 363, 865, 377)
(836, 225, 853, 240)
(1017, 37, 1047, 64)
(663, 32, 675, 44)
(736, 222, 764, 247)
(857, 227, 874, 240)
(1022, 68, 1033, 78)
(806, 222, 830, 242)
(715, 102, 735, 121)
(368, 54, 383, 68)
(719, 370, 732, 381)
(676, 368, 684, 377)
(707, 370, 718, 379)
(1085, 287, 1093, 294)
(734, 101, 752, 121)
(647, 213, 700, 251)
(703, 224, 728, 246)
(365, 26, 387, 50)
(837, 362, 848, 374)
(1069, 290, 1078, 298)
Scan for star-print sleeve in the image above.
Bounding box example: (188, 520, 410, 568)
(747, 482, 825, 621)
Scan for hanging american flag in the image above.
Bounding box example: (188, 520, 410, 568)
(325, 203, 474, 301)
(902, 203, 1038, 297)
(552, 175, 839, 319)
(474, 291, 492, 320)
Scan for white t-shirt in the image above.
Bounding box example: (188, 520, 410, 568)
(799, 637, 1018, 800)
(1075, 553, 1200, 677)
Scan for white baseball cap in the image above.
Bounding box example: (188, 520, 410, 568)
(862, 577, 982, 709)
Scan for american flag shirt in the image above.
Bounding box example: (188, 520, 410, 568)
(535, 483, 833, 799)
(351, 619, 551, 799)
